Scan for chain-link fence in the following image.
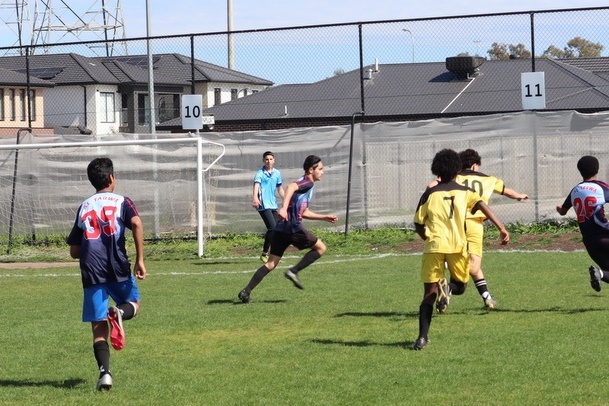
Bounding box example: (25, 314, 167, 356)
(0, 6, 608, 237)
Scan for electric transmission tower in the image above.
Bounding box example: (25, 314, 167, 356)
(0, 0, 31, 55)
(30, 0, 128, 55)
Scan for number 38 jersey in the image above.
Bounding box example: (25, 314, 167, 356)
(561, 180, 609, 237)
(67, 192, 139, 287)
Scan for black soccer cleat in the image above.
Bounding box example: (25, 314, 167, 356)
(284, 270, 304, 290)
(436, 278, 450, 313)
(238, 289, 250, 303)
(412, 337, 428, 350)
(589, 265, 602, 292)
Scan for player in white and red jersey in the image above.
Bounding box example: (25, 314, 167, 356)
(67, 157, 146, 391)
(557, 155, 609, 292)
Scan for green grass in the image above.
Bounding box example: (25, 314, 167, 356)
(1, 247, 608, 405)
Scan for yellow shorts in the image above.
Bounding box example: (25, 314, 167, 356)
(466, 217, 485, 258)
(420, 252, 470, 284)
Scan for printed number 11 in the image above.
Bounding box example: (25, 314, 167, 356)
(524, 84, 542, 98)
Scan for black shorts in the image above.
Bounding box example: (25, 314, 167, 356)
(583, 234, 609, 269)
(269, 229, 318, 258)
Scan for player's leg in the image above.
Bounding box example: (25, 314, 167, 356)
(284, 229, 323, 289)
(467, 219, 495, 308)
(84, 284, 113, 390)
(413, 253, 446, 350)
(106, 276, 141, 351)
(238, 232, 288, 302)
(583, 236, 609, 292)
(258, 209, 278, 262)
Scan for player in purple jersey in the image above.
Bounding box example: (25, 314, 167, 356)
(557, 155, 609, 292)
(238, 155, 338, 303)
(67, 157, 147, 391)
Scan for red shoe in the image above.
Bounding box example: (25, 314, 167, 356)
(108, 306, 125, 350)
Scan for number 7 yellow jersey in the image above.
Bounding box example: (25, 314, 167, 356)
(414, 180, 483, 254)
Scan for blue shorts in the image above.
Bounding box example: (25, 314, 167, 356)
(83, 276, 140, 322)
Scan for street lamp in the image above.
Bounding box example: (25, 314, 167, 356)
(402, 28, 414, 63)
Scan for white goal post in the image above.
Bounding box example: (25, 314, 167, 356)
(0, 132, 224, 257)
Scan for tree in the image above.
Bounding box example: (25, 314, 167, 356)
(333, 68, 345, 76)
(487, 42, 531, 60)
(541, 37, 604, 59)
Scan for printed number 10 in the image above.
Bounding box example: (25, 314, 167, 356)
(184, 105, 201, 118)
(524, 84, 542, 98)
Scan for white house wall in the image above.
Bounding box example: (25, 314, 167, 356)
(44, 85, 87, 128)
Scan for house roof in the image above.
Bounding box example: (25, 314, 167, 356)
(0, 53, 273, 87)
(0, 67, 54, 87)
(198, 57, 609, 123)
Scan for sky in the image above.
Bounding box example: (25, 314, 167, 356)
(121, 0, 609, 37)
(0, 1, 607, 84)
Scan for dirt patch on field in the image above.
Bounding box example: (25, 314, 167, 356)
(0, 262, 77, 269)
(391, 232, 584, 254)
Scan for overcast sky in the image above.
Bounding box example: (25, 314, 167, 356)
(122, 0, 609, 36)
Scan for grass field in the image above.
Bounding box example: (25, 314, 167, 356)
(1, 244, 609, 405)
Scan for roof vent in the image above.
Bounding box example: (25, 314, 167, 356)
(445, 56, 485, 80)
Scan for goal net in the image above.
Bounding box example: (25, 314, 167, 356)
(0, 131, 224, 257)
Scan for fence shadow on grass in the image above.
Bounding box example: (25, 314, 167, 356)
(334, 311, 418, 319)
(0, 378, 86, 389)
(309, 338, 407, 348)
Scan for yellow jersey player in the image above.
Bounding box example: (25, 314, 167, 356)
(413, 149, 509, 350)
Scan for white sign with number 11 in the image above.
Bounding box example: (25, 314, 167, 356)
(521, 72, 546, 110)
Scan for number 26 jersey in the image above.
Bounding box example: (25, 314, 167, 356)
(561, 180, 609, 237)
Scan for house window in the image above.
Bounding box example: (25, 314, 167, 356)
(28, 90, 36, 122)
(214, 88, 221, 105)
(19, 89, 26, 121)
(231, 89, 238, 101)
(0, 89, 4, 121)
(9, 89, 15, 121)
(100, 92, 115, 123)
(157, 93, 180, 123)
(138, 93, 150, 125)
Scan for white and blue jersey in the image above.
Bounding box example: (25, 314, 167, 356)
(254, 167, 282, 211)
(67, 192, 139, 288)
(561, 180, 609, 237)
(275, 176, 314, 234)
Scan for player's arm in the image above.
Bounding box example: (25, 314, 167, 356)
(252, 182, 261, 208)
(69, 245, 80, 259)
(473, 201, 509, 245)
(556, 195, 572, 216)
(277, 183, 285, 200)
(278, 182, 298, 221)
(302, 208, 338, 223)
(131, 215, 147, 280)
(414, 223, 426, 241)
(503, 187, 528, 201)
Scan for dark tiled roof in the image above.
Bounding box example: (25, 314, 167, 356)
(0, 53, 273, 87)
(201, 57, 609, 122)
(0, 67, 54, 86)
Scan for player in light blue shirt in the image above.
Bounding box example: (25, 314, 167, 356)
(252, 151, 285, 262)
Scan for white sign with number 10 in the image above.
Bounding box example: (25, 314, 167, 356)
(521, 72, 546, 110)
(181, 94, 203, 129)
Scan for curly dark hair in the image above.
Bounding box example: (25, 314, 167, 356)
(431, 149, 461, 182)
(87, 157, 114, 191)
(458, 149, 481, 170)
(577, 155, 599, 179)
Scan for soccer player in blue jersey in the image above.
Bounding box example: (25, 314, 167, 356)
(413, 149, 509, 350)
(67, 157, 147, 391)
(238, 155, 338, 303)
(252, 151, 285, 263)
(557, 155, 609, 292)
